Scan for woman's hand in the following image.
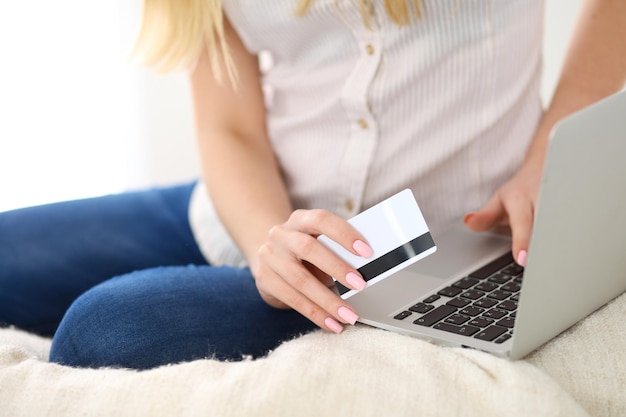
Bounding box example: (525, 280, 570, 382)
(253, 209, 373, 334)
(465, 0, 626, 267)
(464, 159, 544, 267)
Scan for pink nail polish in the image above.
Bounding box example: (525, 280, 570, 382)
(338, 306, 359, 325)
(346, 272, 367, 291)
(517, 249, 528, 267)
(324, 317, 344, 334)
(353, 240, 373, 258)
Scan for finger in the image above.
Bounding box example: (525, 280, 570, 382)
(257, 239, 360, 326)
(265, 245, 360, 325)
(257, 268, 345, 332)
(288, 209, 373, 258)
(501, 195, 534, 266)
(256, 286, 290, 310)
(269, 224, 367, 291)
(255, 261, 358, 331)
(464, 195, 507, 232)
(303, 261, 334, 288)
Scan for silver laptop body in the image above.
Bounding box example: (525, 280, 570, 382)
(348, 90, 626, 359)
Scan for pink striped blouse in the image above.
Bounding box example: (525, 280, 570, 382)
(190, 0, 545, 266)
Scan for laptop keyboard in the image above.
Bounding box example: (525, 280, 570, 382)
(393, 252, 523, 344)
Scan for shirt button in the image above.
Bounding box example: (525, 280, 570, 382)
(345, 199, 354, 212)
(357, 118, 369, 130)
(365, 44, 375, 55)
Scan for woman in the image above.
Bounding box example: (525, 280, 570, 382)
(0, 0, 624, 369)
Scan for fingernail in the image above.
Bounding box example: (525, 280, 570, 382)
(517, 250, 528, 267)
(353, 240, 373, 258)
(346, 271, 367, 291)
(338, 306, 359, 325)
(464, 213, 475, 224)
(325, 317, 344, 334)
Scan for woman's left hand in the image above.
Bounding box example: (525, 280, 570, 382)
(463, 159, 544, 267)
(466, 0, 626, 266)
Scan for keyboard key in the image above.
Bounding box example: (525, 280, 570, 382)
(496, 317, 516, 328)
(394, 311, 412, 320)
(474, 282, 498, 292)
(501, 282, 521, 293)
(423, 294, 440, 304)
(409, 303, 434, 314)
(434, 322, 480, 336)
(488, 273, 512, 285)
(438, 286, 463, 297)
(497, 300, 518, 311)
(502, 264, 524, 276)
(446, 297, 471, 308)
(483, 309, 507, 319)
(468, 252, 514, 279)
(487, 290, 512, 300)
(413, 305, 456, 327)
(459, 306, 485, 316)
(494, 333, 512, 344)
(452, 277, 479, 289)
(445, 314, 471, 325)
(468, 317, 494, 328)
(474, 298, 498, 309)
(460, 289, 485, 300)
(474, 325, 508, 341)
(511, 293, 521, 302)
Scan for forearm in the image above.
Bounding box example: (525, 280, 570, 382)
(187, 15, 294, 272)
(525, 0, 626, 168)
(196, 128, 292, 271)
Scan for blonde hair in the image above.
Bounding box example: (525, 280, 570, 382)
(132, 0, 423, 82)
(296, 0, 422, 26)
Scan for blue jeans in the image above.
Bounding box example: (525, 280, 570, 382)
(0, 182, 316, 369)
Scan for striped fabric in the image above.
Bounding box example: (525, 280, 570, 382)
(190, 0, 545, 266)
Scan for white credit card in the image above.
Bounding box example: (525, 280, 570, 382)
(318, 189, 437, 299)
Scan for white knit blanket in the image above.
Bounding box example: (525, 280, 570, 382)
(0, 292, 624, 417)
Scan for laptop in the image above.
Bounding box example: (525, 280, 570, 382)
(345, 89, 626, 359)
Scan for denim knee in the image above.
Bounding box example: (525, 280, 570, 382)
(48, 277, 132, 369)
(48, 267, 195, 370)
(49, 265, 317, 369)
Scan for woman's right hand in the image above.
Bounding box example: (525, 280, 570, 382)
(253, 209, 374, 334)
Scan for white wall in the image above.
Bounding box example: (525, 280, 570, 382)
(117, 1, 199, 191)
(0, 0, 583, 212)
(0, 2, 128, 211)
(0, 1, 199, 212)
